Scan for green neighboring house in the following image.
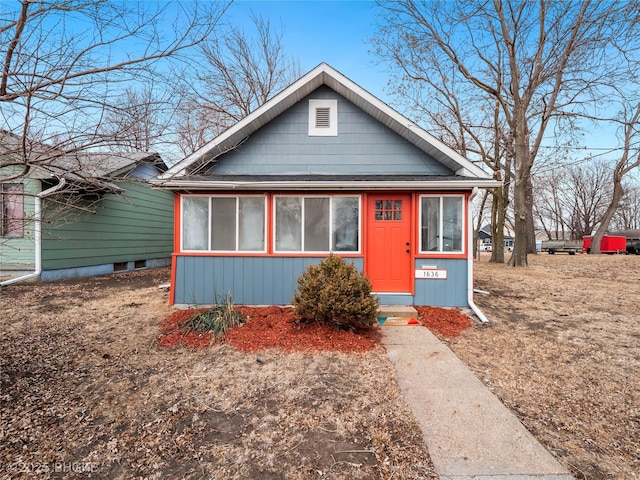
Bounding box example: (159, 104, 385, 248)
(0, 133, 174, 284)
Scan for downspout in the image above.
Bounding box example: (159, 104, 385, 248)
(468, 187, 490, 323)
(1, 177, 66, 286)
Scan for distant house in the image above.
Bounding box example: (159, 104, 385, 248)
(155, 64, 499, 311)
(1, 134, 173, 283)
(478, 224, 515, 251)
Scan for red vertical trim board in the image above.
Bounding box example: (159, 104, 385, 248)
(170, 193, 181, 305)
(170, 255, 177, 305)
(410, 192, 418, 295)
(464, 191, 470, 255)
(361, 192, 369, 273)
(173, 193, 182, 253)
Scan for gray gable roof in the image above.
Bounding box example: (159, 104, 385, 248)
(1, 130, 165, 191)
(160, 63, 497, 186)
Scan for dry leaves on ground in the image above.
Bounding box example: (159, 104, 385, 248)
(0, 269, 435, 480)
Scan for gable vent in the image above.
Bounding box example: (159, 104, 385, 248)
(309, 99, 338, 136)
(315, 107, 331, 128)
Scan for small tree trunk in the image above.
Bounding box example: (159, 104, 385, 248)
(474, 190, 489, 260)
(490, 188, 506, 263)
(525, 175, 537, 253)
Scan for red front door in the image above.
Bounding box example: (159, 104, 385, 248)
(366, 194, 412, 293)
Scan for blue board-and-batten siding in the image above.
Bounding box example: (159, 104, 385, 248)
(413, 258, 468, 307)
(173, 255, 468, 307)
(174, 256, 359, 306)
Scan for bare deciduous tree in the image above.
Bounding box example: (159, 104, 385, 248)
(383, 47, 514, 263)
(0, 0, 230, 182)
(174, 14, 301, 156)
(372, 0, 638, 266)
(534, 160, 612, 240)
(590, 104, 640, 253)
(613, 182, 640, 231)
(566, 162, 612, 239)
(534, 169, 568, 240)
(100, 85, 174, 153)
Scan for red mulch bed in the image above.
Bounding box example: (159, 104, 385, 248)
(157, 306, 382, 352)
(157, 308, 215, 349)
(415, 306, 472, 338)
(157, 305, 471, 351)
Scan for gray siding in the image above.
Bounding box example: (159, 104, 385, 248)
(174, 256, 365, 306)
(209, 86, 453, 176)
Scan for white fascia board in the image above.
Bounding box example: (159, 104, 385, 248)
(153, 179, 501, 191)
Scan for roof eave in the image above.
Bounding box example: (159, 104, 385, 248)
(151, 179, 501, 191)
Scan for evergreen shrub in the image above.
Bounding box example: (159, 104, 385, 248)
(292, 254, 379, 330)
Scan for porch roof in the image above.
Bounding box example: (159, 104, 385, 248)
(153, 174, 500, 191)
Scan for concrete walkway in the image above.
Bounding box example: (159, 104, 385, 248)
(381, 326, 575, 480)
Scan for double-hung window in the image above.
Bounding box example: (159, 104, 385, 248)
(182, 195, 266, 252)
(274, 195, 360, 253)
(420, 195, 464, 253)
(0, 183, 24, 238)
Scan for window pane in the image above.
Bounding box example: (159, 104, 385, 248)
(304, 198, 330, 251)
(182, 197, 209, 250)
(239, 197, 265, 251)
(332, 197, 359, 251)
(2, 184, 24, 238)
(443, 197, 463, 251)
(391, 200, 402, 220)
(275, 197, 302, 251)
(421, 197, 440, 251)
(211, 197, 236, 250)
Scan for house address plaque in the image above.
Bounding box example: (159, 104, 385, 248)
(415, 267, 448, 279)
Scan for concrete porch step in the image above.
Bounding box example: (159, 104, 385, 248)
(377, 305, 420, 326)
(378, 305, 418, 318)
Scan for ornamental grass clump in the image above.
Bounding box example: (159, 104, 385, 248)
(181, 293, 245, 340)
(292, 254, 379, 331)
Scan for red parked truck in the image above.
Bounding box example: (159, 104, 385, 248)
(582, 235, 627, 254)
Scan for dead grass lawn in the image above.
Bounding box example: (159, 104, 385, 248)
(0, 269, 434, 480)
(452, 253, 640, 480)
(2, 253, 638, 480)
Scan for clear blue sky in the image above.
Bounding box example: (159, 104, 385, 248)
(226, 0, 392, 102)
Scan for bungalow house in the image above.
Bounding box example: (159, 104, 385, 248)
(478, 224, 515, 251)
(155, 63, 499, 315)
(0, 133, 174, 284)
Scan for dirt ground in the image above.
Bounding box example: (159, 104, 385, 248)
(0, 269, 434, 480)
(457, 253, 640, 480)
(1, 254, 638, 480)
